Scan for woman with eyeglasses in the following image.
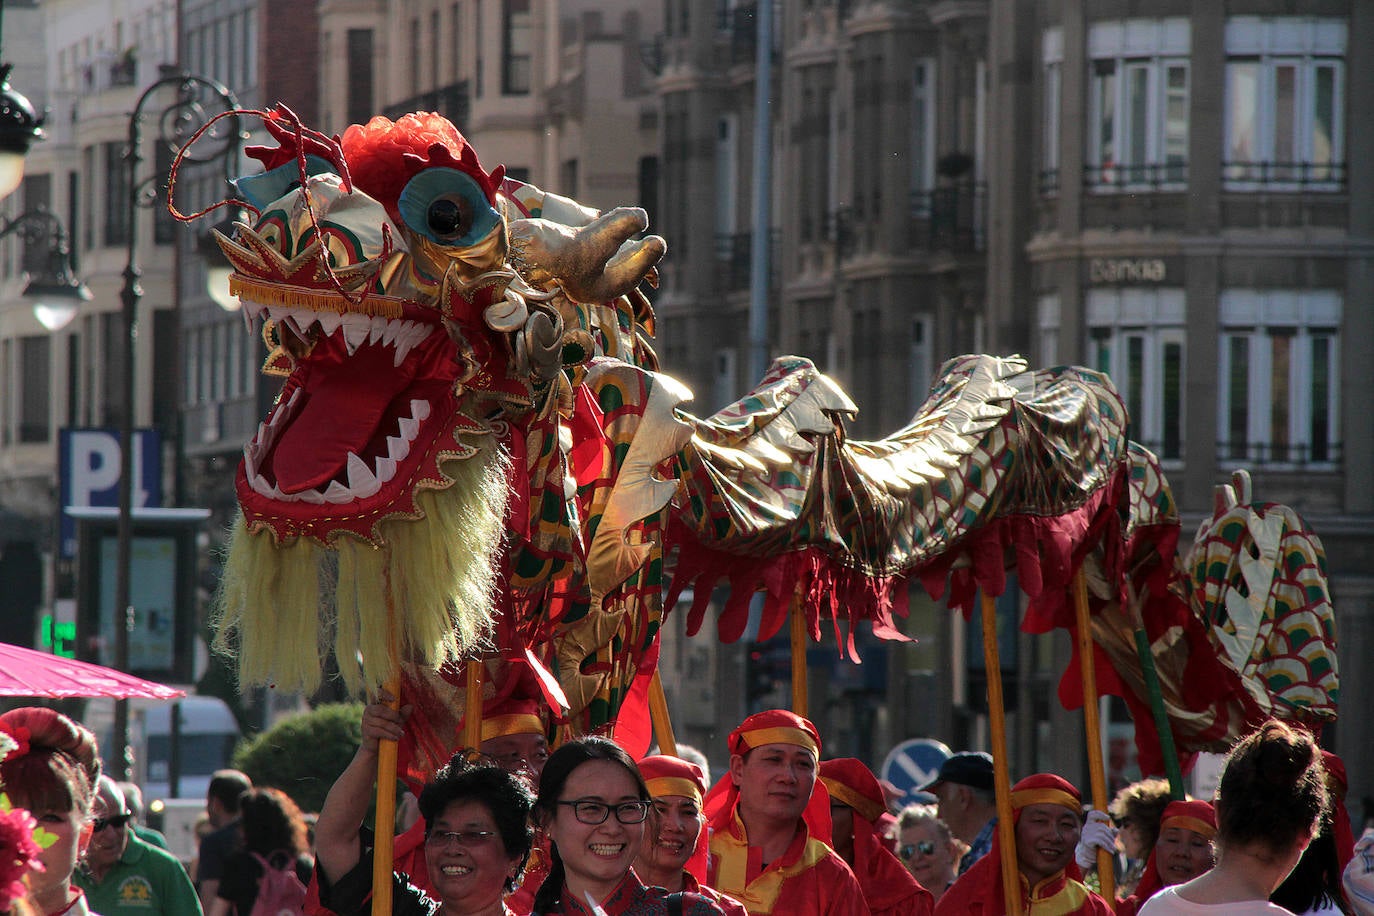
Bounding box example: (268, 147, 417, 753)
(0, 707, 102, 916)
(314, 696, 535, 916)
(530, 737, 726, 915)
(894, 806, 963, 905)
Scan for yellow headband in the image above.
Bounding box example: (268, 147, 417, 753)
(480, 713, 544, 742)
(1161, 815, 1216, 839)
(645, 776, 703, 806)
(1010, 787, 1082, 816)
(737, 726, 819, 756)
(822, 779, 886, 823)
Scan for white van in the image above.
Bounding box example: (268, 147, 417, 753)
(85, 695, 242, 802)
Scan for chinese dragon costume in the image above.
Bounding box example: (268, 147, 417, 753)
(185, 107, 1337, 780)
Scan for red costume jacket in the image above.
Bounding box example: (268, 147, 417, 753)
(707, 810, 871, 916)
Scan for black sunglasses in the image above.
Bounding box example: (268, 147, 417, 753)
(93, 813, 133, 832)
(899, 841, 937, 860)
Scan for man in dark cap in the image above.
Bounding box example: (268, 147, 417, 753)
(921, 751, 998, 875)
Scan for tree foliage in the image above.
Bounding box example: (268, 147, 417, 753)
(231, 702, 364, 814)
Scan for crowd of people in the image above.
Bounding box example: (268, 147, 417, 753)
(0, 697, 1371, 916)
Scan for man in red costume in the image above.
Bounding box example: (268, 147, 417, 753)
(704, 709, 871, 916)
(820, 759, 933, 916)
(933, 773, 1113, 916)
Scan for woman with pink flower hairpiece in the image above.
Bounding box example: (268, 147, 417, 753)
(0, 708, 102, 916)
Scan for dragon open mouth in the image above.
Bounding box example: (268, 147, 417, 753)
(238, 300, 464, 509)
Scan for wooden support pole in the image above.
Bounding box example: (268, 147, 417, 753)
(982, 592, 1022, 916)
(790, 596, 808, 717)
(1073, 569, 1115, 902)
(648, 670, 678, 757)
(371, 676, 400, 916)
(463, 659, 483, 752)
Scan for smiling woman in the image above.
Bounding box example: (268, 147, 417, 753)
(530, 738, 726, 916)
(313, 698, 535, 916)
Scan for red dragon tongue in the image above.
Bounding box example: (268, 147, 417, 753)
(268, 344, 417, 494)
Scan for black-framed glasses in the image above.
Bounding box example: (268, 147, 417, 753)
(557, 799, 651, 825)
(92, 813, 133, 833)
(899, 841, 937, 860)
(425, 830, 499, 850)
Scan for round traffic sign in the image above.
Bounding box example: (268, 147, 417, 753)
(880, 737, 952, 807)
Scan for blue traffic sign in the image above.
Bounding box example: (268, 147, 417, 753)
(881, 737, 952, 807)
(59, 428, 162, 559)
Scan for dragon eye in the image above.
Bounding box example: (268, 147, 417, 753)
(398, 167, 501, 247)
(427, 195, 474, 240)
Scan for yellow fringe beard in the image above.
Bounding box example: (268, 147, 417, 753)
(213, 444, 510, 696)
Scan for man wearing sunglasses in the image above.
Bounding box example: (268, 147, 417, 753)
(703, 709, 870, 916)
(76, 776, 203, 915)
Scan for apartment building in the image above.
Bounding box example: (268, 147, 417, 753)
(651, 0, 1374, 805)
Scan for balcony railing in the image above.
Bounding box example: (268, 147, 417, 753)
(910, 182, 986, 253)
(715, 230, 780, 291)
(1084, 162, 1188, 191)
(1221, 161, 1346, 188)
(1218, 441, 1342, 466)
(384, 80, 471, 127)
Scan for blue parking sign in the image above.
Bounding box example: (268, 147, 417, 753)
(59, 428, 162, 559)
(881, 737, 952, 807)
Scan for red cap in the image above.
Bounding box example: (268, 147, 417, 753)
(727, 709, 821, 759)
(819, 758, 887, 824)
(1159, 799, 1216, 839)
(1009, 773, 1082, 818)
(641, 754, 707, 806)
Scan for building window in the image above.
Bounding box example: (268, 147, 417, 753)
(1041, 29, 1061, 195)
(502, 0, 531, 95)
(912, 58, 937, 196)
(1217, 290, 1340, 467)
(103, 141, 131, 247)
(560, 158, 578, 199)
(346, 29, 375, 127)
(1087, 288, 1185, 461)
(409, 17, 421, 95)
(907, 316, 933, 413)
(19, 336, 50, 443)
(1223, 17, 1345, 189)
(1086, 19, 1190, 191)
(450, 3, 462, 83)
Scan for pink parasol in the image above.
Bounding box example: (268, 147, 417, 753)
(0, 642, 185, 700)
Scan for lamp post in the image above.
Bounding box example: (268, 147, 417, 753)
(112, 67, 240, 780)
(0, 207, 91, 328)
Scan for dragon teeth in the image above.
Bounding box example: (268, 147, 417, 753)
(346, 452, 378, 496)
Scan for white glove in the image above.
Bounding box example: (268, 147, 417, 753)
(1075, 809, 1119, 872)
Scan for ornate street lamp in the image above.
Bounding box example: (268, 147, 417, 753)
(0, 207, 91, 329)
(111, 68, 241, 779)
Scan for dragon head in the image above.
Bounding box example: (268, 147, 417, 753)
(195, 107, 666, 693)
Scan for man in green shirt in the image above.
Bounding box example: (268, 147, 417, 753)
(76, 776, 203, 915)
